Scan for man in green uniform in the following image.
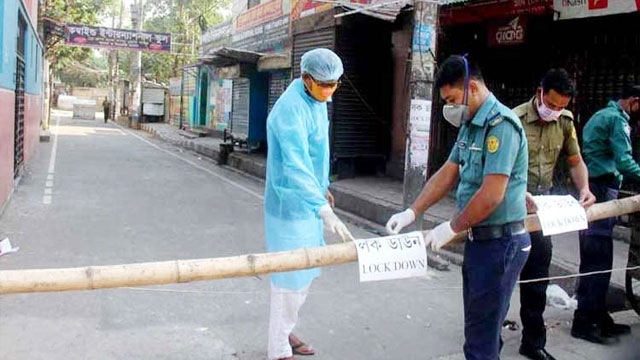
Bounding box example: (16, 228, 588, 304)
(514, 69, 595, 360)
(102, 97, 110, 124)
(386, 55, 530, 360)
(572, 84, 640, 343)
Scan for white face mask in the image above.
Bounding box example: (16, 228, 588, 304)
(443, 104, 471, 128)
(442, 56, 471, 128)
(536, 90, 563, 122)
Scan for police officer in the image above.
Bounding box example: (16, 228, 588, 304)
(513, 69, 596, 360)
(571, 84, 640, 344)
(386, 56, 530, 360)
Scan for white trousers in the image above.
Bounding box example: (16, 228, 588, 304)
(267, 283, 310, 360)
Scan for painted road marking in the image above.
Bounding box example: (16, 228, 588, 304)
(44, 116, 60, 205)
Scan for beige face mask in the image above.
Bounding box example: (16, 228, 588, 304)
(306, 76, 339, 102)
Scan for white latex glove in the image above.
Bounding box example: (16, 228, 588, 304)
(318, 205, 355, 242)
(385, 208, 416, 235)
(425, 221, 457, 251)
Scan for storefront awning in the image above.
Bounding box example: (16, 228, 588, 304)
(199, 47, 264, 67)
(257, 53, 291, 71)
(326, 0, 413, 22)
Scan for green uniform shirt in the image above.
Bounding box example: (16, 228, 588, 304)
(514, 98, 580, 194)
(448, 93, 528, 226)
(582, 100, 640, 184)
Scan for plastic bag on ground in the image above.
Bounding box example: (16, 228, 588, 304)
(546, 284, 577, 310)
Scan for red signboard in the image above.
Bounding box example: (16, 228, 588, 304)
(236, 0, 283, 31)
(488, 16, 527, 46)
(440, 0, 552, 26)
(290, 0, 368, 20)
(588, 0, 608, 10)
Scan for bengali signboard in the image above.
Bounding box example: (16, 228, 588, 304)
(232, 15, 290, 53)
(290, 0, 369, 20)
(488, 16, 527, 47)
(236, 0, 284, 31)
(65, 24, 171, 53)
(42, 17, 66, 39)
(201, 21, 232, 56)
(440, 0, 551, 26)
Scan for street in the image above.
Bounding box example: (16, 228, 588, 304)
(0, 111, 638, 360)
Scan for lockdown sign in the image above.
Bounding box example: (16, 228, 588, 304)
(354, 232, 427, 282)
(553, 0, 639, 20)
(488, 16, 527, 47)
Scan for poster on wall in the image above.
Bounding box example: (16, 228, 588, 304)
(212, 80, 233, 131)
(553, 0, 639, 20)
(408, 99, 431, 169)
(169, 77, 182, 96)
(66, 24, 171, 52)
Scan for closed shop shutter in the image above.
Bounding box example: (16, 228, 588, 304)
(292, 27, 335, 78)
(231, 78, 251, 140)
(268, 70, 291, 114)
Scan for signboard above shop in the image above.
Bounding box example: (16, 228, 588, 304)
(440, 0, 552, 26)
(553, 0, 639, 20)
(65, 24, 171, 53)
(488, 16, 527, 46)
(236, 0, 284, 31)
(232, 0, 291, 53)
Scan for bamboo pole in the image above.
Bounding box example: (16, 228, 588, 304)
(1, 195, 639, 295)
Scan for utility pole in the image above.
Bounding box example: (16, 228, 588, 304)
(402, 0, 439, 231)
(113, 0, 124, 117)
(130, 0, 144, 126)
(108, 0, 117, 120)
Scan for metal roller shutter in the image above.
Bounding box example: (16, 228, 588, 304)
(231, 78, 250, 140)
(292, 28, 335, 78)
(268, 71, 290, 114)
(332, 16, 392, 161)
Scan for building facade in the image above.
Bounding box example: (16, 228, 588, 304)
(0, 0, 44, 209)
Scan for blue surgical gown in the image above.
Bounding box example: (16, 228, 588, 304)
(264, 78, 330, 290)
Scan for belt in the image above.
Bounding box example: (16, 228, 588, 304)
(590, 174, 621, 189)
(469, 221, 527, 242)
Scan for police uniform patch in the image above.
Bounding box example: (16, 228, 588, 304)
(487, 135, 500, 153)
(571, 126, 577, 140)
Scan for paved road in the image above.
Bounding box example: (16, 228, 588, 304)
(0, 111, 638, 360)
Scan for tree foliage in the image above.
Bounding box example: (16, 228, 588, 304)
(43, 0, 114, 76)
(142, 0, 230, 84)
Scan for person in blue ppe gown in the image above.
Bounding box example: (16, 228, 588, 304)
(265, 48, 355, 360)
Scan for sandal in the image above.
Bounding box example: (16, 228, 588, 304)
(291, 342, 315, 356)
(289, 334, 315, 356)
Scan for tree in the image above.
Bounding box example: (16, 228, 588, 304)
(141, 0, 230, 84)
(43, 0, 114, 77)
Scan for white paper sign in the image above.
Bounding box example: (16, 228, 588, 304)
(354, 232, 427, 282)
(533, 195, 588, 236)
(409, 99, 432, 132)
(409, 132, 429, 168)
